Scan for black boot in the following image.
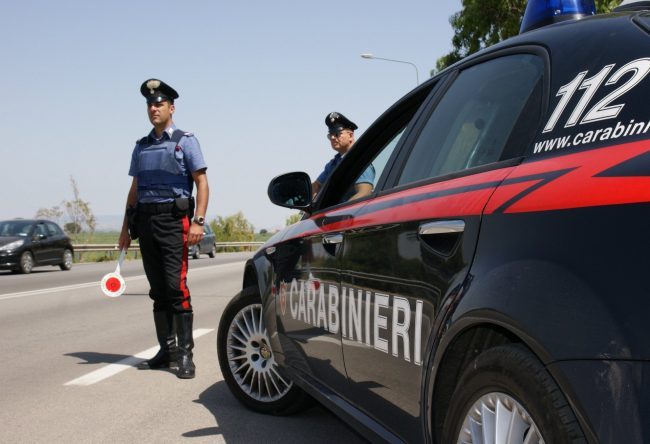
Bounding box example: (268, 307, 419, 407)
(175, 312, 195, 379)
(138, 311, 178, 369)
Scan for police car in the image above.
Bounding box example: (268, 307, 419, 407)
(217, 1, 650, 442)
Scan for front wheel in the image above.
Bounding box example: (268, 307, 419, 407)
(442, 344, 585, 444)
(191, 246, 200, 260)
(19, 251, 34, 274)
(208, 244, 216, 258)
(59, 249, 73, 270)
(217, 286, 312, 415)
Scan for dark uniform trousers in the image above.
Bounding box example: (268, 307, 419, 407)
(137, 210, 192, 314)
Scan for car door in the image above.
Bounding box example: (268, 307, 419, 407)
(271, 83, 440, 396)
(269, 212, 352, 394)
(335, 51, 547, 441)
(45, 222, 67, 262)
(30, 222, 51, 263)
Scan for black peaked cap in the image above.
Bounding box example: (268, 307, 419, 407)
(140, 78, 179, 104)
(325, 111, 358, 131)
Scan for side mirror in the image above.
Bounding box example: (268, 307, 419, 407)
(268, 172, 312, 211)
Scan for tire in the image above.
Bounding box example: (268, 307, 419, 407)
(208, 244, 216, 258)
(192, 246, 200, 260)
(19, 251, 34, 274)
(442, 344, 585, 444)
(59, 249, 73, 271)
(217, 286, 313, 415)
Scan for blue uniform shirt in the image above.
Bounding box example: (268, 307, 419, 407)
(316, 153, 376, 186)
(357, 164, 376, 185)
(316, 153, 343, 184)
(129, 125, 207, 203)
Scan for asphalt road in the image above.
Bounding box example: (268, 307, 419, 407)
(0, 253, 365, 443)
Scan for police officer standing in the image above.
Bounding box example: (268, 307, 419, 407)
(118, 79, 209, 379)
(312, 112, 374, 200)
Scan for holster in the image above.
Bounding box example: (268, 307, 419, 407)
(173, 197, 195, 219)
(127, 206, 139, 240)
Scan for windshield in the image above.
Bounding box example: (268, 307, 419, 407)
(0, 221, 34, 237)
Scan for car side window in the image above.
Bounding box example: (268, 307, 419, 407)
(397, 54, 544, 186)
(46, 222, 62, 236)
(317, 81, 440, 210)
(34, 223, 48, 237)
(18, 223, 32, 236)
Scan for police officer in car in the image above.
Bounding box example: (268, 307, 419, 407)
(118, 79, 209, 379)
(312, 112, 374, 200)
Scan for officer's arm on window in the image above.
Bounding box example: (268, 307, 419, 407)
(347, 182, 373, 201)
(347, 164, 375, 201)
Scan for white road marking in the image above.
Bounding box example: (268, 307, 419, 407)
(0, 261, 246, 301)
(188, 261, 246, 274)
(64, 328, 214, 386)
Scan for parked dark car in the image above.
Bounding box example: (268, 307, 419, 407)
(189, 223, 216, 259)
(0, 219, 74, 274)
(217, 1, 650, 442)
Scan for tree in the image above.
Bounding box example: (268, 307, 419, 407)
(64, 222, 82, 235)
(211, 212, 255, 242)
(63, 176, 96, 237)
(436, 0, 621, 72)
(34, 175, 96, 239)
(35, 205, 63, 225)
(285, 213, 302, 226)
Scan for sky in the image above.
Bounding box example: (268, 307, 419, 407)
(0, 0, 461, 231)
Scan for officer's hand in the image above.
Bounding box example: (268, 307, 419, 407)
(118, 229, 131, 251)
(188, 223, 203, 246)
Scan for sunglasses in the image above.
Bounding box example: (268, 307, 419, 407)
(326, 129, 351, 140)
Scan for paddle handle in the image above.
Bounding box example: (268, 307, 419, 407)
(115, 249, 127, 274)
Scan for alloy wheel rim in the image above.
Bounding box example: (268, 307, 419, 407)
(22, 253, 33, 272)
(226, 303, 292, 402)
(458, 392, 544, 444)
(63, 250, 73, 268)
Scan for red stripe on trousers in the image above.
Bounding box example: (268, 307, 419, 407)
(180, 216, 190, 310)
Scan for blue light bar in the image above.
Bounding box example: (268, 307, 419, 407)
(520, 0, 596, 33)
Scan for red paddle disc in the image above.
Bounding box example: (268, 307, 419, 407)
(101, 272, 125, 297)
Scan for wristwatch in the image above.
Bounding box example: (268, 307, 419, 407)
(193, 215, 205, 226)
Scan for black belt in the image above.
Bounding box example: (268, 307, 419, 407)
(137, 202, 175, 214)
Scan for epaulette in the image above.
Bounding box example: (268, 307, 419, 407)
(171, 129, 194, 143)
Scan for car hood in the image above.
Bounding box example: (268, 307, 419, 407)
(0, 236, 23, 246)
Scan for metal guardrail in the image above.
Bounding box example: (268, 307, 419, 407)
(72, 244, 140, 261)
(73, 244, 140, 252)
(72, 242, 264, 260)
(214, 242, 264, 249)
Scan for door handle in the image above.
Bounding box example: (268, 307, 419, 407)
(418, 220, 465, 255)
(322, 234, 343, 245)
(418, 220, 465, 235)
